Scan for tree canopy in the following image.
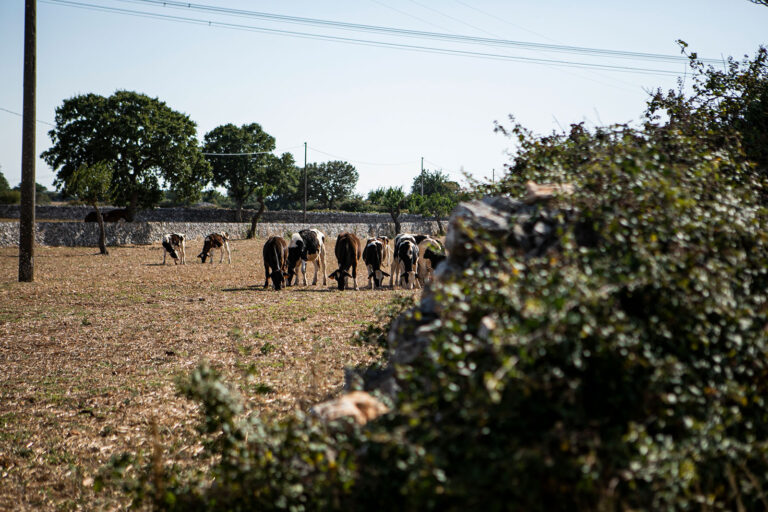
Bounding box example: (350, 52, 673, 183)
(410, 169, 459, 197)
(306, 160, 358, 210)
(368, 186, 407, 234)
(203, 123, 295, 221)
(42, 90, 211, 220)
(64, 162, 113, 255)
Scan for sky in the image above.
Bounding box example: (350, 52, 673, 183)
(1, 0, 767, 197)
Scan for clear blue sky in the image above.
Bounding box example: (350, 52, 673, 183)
(1, 0, 766, 197)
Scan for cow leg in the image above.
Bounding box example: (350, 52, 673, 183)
(223, 242, 231, 264)
(163, 250, 167, 265)
(264, 262, 271, 288)
(367, 264, 374, 290)
(301, 261, 308, 286)
(180, 243, 186, 265)
(352, 260, 359, 290)
(390, 258, 398, 288)
(311, 259, 319, 286)
(320, 246, 327, 285)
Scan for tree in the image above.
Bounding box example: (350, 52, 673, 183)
(63, 162, 113, 255)
(0, 166, 20, 204)
(410, 169, 459, 197)
(0, 166, 9, 192)
(306, 161, 358, 210)
(412, 193, 456, 233)
(203, 123, 294, 223)
(42, 90, 211, 221)
(369, 186, 407, 234)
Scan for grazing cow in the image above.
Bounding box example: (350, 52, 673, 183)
(362, 237, 391, 289)
(416, 237, 445, 287)
(84, 208, 129, 222)
(262, 236, 289, 290)
(286, 229, 327, 286)
(390, 233, 420, 289)
(162, 233, 186, 265)
(329, 232, 362, 290)
(197, 232, 231, 264)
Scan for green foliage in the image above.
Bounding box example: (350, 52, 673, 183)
(306, 161, 359, 210)
(368, 186, 407, 232)
(646, 44, 768, 178)
(0, 167, 10, 192)
(63, 162, 113, 206)
(410, 169, 459, 197)
(106, 46, 768, 512)
(203, 123, 295, 220)
(42, 90, 211, 218)
(0, 190, 21, 204)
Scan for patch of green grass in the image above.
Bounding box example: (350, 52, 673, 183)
(252, 383, 275, 395)
(260, 342, 276, 356)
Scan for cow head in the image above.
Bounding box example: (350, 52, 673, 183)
(270, 268, 289, 290)
(328, 269, 353, 290)
(368, 269, 390, 288)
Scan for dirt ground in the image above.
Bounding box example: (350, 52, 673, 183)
(0, 236, 414, 511)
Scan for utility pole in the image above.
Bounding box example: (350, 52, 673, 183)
(492, 168, 495, 184)
(303, 142, 307, 224)
(19, 0, 36, 282)
(420, 156, 424, 195)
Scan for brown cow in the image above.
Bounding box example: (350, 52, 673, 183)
(262, 236, 289, 290)
(197, 232, 231, 264)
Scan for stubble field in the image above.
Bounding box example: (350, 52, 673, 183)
(0, 237, 413, 511)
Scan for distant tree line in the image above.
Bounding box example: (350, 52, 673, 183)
(33, 90, 468, 232)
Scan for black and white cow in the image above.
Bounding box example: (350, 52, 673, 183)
(198, 232, 231, 264)
(416, 237, 445, 287)
(329, 232, 362, 290)
(262, 236, 289, 290)
(162, 233, 186, 265)
(286, 229, 327, 286)
(362, 237, 391, 289)
(390, 233, 420, 289)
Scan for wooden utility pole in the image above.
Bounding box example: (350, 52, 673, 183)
(420, 156, 424, 195)
(303, 142, 307, 223)
(19, 0, 36, 282)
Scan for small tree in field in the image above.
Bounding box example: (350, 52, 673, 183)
(368, 186, 407, 234)
(64, 162, 113, 255)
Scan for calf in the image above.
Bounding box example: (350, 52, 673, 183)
(390, 233, 419, 289)
(162, 233, 186, 265)
(286, 229, 327, 286)
(416, 237, 445, 287)
(329, 232, 362, 290)
(362, 238, 390, 289)
(197, 232, 231, 264)
(262, 236, 289, 290)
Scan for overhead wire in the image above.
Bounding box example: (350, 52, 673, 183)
(40, 0, 690, 77)
(114, 0, 720, 65)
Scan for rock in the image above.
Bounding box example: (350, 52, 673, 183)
(310, 391, 389, 425)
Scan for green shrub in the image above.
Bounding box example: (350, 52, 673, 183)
(0, 190, 21, 204)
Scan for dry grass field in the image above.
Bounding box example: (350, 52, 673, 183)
(0, 236, 414, 511)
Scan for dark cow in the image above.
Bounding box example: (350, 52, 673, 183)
(262, 236, 289, 290)
(329, 232, 362, 290)
(197, 232, 231, 264)
(362, 237, 391, 289)
(84, 208, 129, 222)
(162, 233, 186, 265)
(286, 229, 327, 286)
(390, 233, 419, 289)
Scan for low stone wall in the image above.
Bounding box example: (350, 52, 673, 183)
(0, 205, 429, 224)
(0, 220, 441, 247)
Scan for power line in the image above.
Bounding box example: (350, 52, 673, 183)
(116, 0, 719, 65)
(40, 0, 690, 77)
(0, 106, 55, 127)
(309, 146, 414, 167)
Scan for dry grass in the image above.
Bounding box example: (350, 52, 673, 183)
(0, 236, 415, 511)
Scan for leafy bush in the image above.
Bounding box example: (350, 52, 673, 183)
(106, 48, 768, 511)
(0, 190, 21, 204)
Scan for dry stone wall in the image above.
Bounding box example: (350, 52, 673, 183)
(0, 220, 440, 247)
(0, 205, 429, 224)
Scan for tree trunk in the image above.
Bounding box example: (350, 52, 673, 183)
(246, 198, 266, 239)
(127, 189, 138, 222)
(236, 200, 243, 223)
(93, 204, 108, 255)
(391, 211, 401, 235)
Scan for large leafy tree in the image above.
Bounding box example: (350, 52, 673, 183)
(42, 91, 211, 221)
(307, 161, 358, 210)
(203, 123, 295, 223)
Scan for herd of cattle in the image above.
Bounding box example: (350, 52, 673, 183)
(160, 230, 446, 291)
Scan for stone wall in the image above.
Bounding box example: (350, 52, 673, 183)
(0, 205, 430, 224)
(0, 220, 441, 247)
